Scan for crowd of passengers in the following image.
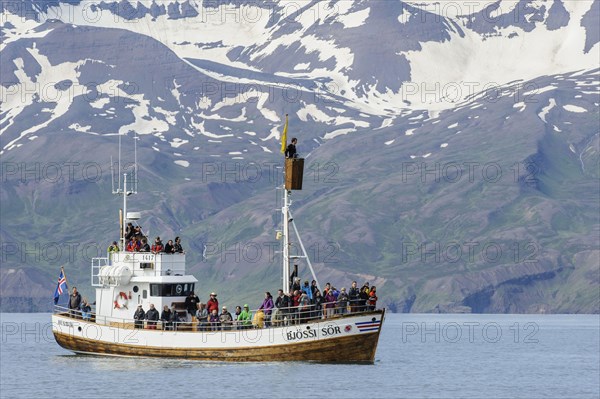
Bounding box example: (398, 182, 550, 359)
(132, 280, 378, 331)
(107, 223, 183, 254)
(105, 228, 379, 330)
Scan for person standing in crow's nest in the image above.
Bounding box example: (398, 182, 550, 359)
(285, 138, 298, 159)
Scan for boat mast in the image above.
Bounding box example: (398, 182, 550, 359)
(113, 132, 138, 249)
(122, 173, 128, 248)
(282, 186, 291, 293)
(280, 133, 320, 294)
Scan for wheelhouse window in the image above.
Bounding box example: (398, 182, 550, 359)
(150, 283, 195, 297)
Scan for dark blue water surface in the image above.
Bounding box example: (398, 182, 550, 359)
(1, 313, 598, 398)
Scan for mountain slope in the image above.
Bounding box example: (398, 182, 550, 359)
(0, 0, 598, 313)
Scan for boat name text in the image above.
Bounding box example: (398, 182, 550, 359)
(58, 320, 74, 327)
(285, 326, 342, 341)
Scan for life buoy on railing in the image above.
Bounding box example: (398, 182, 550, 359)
(114, 292, 128, 309)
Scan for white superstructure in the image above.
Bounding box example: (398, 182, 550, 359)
(90, 173, 197, 324)
(93, 252, 196, 323)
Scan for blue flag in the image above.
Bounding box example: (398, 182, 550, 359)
(53, 269, 68, 305)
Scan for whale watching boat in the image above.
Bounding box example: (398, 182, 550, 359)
(52, 141, 385, 363)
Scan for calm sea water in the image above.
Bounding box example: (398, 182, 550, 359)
(1, 313, 598, 398)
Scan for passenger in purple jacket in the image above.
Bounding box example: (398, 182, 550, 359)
(324, 291, 336, 319)
(208, 309, 220, 331)
(259, 292, 274, 327)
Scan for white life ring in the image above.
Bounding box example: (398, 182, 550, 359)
(114, 292, 128, 309)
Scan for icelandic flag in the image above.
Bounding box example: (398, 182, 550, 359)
(53, 269, 68, 305)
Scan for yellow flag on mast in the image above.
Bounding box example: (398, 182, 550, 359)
(280, 114, 289, 154)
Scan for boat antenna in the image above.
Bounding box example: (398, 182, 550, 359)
(122, 173, 128, 248)
(118, 130, 122, 192)
(112, 131, 140, 248)
(112, 134, 123, 196)
(113, 131, 124, 248)
(133, 130, 138, 194)
(111, 155, 115, 193)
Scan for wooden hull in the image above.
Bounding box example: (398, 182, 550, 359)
(53, 309, 385, 363)
(54, 329, 381, 363)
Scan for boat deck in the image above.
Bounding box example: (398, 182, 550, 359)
(54, 305, 383, 332)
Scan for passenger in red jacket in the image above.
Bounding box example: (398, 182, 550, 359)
(126, 239, 136, 252)
(151, 237, 164, 253)
(207, 292, 219, 314)
(367, 286, 378, 311)
(126, 237, 141, 252)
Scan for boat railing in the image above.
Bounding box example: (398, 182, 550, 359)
(53, 301, 379, 331)
(54, 304, 96, 322)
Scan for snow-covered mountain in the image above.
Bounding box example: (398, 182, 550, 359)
(2, 1, 599, 142)
(0, 0, 598, 312)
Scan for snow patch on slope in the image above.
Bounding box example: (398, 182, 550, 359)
(337, 7, 370, 29)
(563, 104, 587, 113)
(538, 98, 557, 123)
(174, 160, 190, 168)
(324, 128, 356, 139)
